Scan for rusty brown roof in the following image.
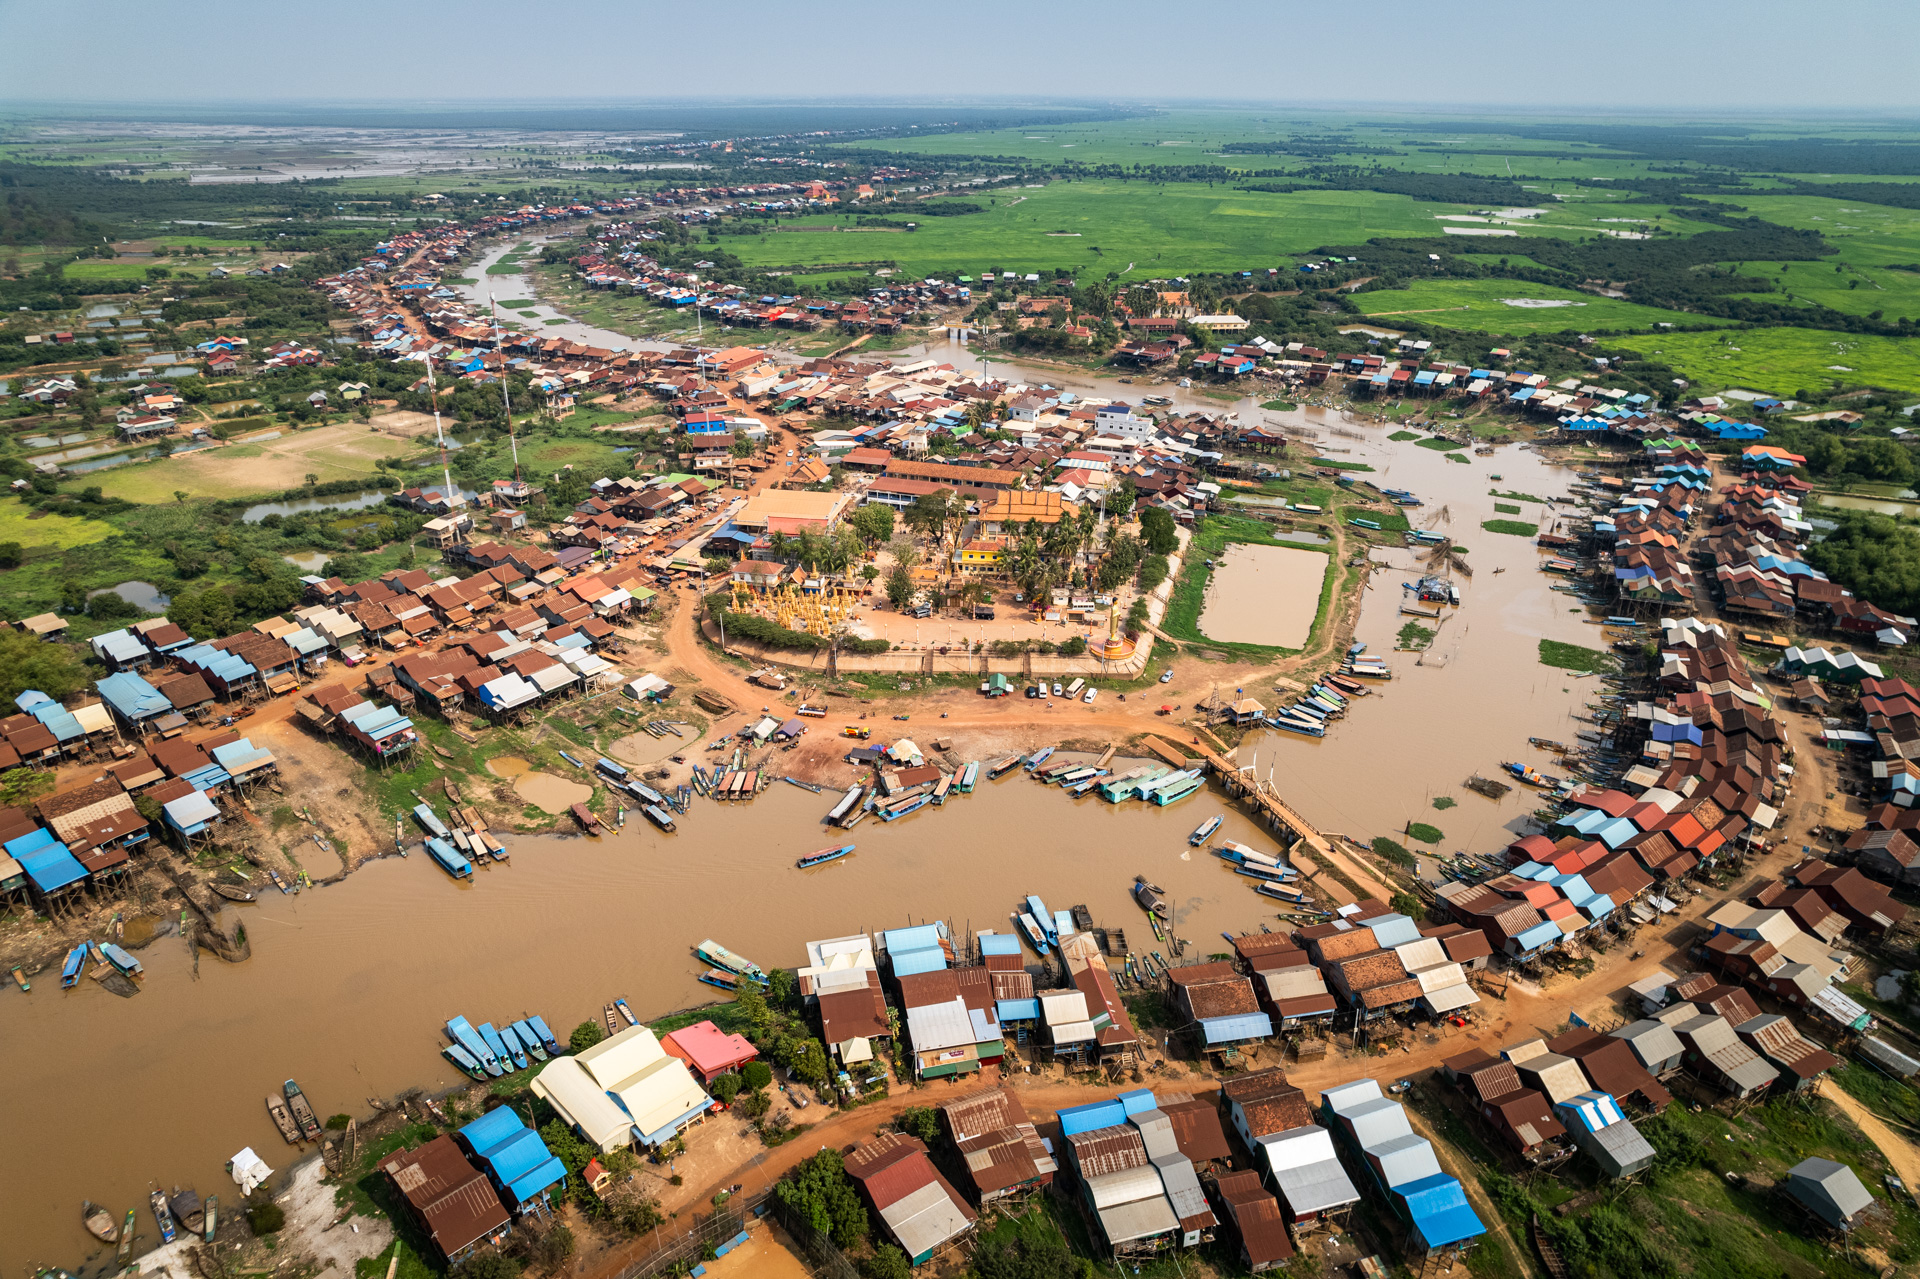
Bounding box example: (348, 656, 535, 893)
(1066, 1125, 1147, 1179)
(381, 1135, 509, 1258)
(1213, 1170, 1294, 1267)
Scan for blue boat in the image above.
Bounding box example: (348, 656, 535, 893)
(444, 1043, 487, 1079)
(1053, 909, 1075, 941)
(1024, 746, 1055, 772)
(1255, 881, 1312, 904)
(412, 803, 449, 838)
(558, 750, 586, 769)
(797, 843, 855, 869)
(1151, 775, 1204, 806)
(424, 837, 472, 879)
(511, 1019, 549, 1061)
(615, 997, 636, 1026)
(878, 793, 930, 822)
(698, 970, 739, 991)
(1189, 815, 1222, 846)
(527, 1014, 561, 1054)
(477, 1022, 514, 1071)
(1348, 517, 1382, 530)
(957, 762, 979, 793)
(1025, 895, 1056, 944)
(497, 1022, 531, 1070)
(447, 1016, 502, 1076)
(596, 756, 629, 781)
(1267, 715, 1326, 737)
(61, 944, 87, 988)
(98, 942, 142, 976)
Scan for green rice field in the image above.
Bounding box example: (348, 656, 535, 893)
(1354, 278, 1734, 334)
(1617, 326, 1920, 396)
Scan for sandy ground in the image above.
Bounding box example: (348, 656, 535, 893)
(1821, 1082, 1920, 1209)
(702, 1222, 812, 1279)
(281, 1156, 393, 1272)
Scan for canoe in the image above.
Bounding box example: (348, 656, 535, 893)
(265, 1094, 302, 1145)
(615, 998, 637, 1026)
(203, 1195, 217, 1243)
(169, 1187, 204, 1235)
(284, 1080, 322, 1142)
(118, 1209, 135, 1260)
(83, 1200, 119, 1243)
(211, 883, 255, 902)
(797, 843, 855, 869)
(443, 1044, 487, 1080)
(150, 1189, 177, 1244)
(99, 943, 142, 977)
(527, 1014, 560, 1054)
(62, 944, 87, 988)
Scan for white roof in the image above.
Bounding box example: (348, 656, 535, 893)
(1087, 1164, 1165, 1209)
(1041, 991, 1090, 1026)
(163, 792, 221, 827)
(879, 1179, 974, 1258)
(574, 1024, 710, 1141)
(530, 1056, 636, 1152)
(1320, 1078, 1384, 1115)
(1259, 1125, 1336, 1172)
(71, 703, 113, 735)
(906, 996, 977, 1054)
(1421, 982, 1481, 1014)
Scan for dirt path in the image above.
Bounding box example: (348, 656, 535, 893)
(1821, 1080, 1920, 1204)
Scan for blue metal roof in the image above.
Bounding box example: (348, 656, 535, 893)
(14, 832, 88, 894)
(1200, 1012, 1276, 1044)
(1513, 921, 1563, 952)
(1118, 1089, 1158, 1118)
(1057, 1098, 1129, 1136)
(995, 998, 1040, 1021)
(460, 1107, 567, 1209)
(1397, 1173, 1485, 1249)
(97, 672, 171, 720)
(978, 933, 1024, 957)
(211, 739, 274, 772)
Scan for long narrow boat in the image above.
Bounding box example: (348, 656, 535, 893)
(512, 1019, 548, 1061)
(797, 843, 855, 869)
(696, 939, 765, 982)
(447, 1016, 501, 1075)
(930, 774, 954, 806)
(203, 1195, 217, 1244)
(476, 1022, 514, 1070)
(284, 1080, 322, 1141)
(61, 944, 88, 988)
(83, 1200, 119, 1243)
(1025, 895, 1056, 943)
(1255, 881, 1312, 904)
(643, 804, 676, 831)
(558, 750, 586, 770)
(1015, 911, 1051, 954)
(412, 803, 449, 838)
(527, 1014, 561, 1055)
(1189, 815, 1222, 846)
(444, 1043, 487, 1080)
(1064, 776, 1103, 797)
(615, 998, 637, 1026)
(98, 943, 142, 977)
(118, 1209, 136, 1261)
(595, 756, 630, 782)
(1151, 775, 1204, 806)
(1133, 877, 1169, 919)
(1023, 746, 1055, 771)
(957, 761, 979, 793)
(602, 1003, 620, 1038)
(627, 779, 666, 805)
(424, 837, 473, 879)
(1267, 716, 1326, 737)
(879, 792, 930, 822)
(150, 1189, 177, 1244)
(986, 754, 1024, 779)
(827, 784, 864, 825)
(497, 1022, 531, 1070)
(1235, 863, 1299, 883)
(265, 1093, 302, 1144)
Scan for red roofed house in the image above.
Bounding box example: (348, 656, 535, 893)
(842, 1132, 977, 1265)
(659, 1019, 759, 1084)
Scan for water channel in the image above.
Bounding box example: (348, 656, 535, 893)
(0, 415, 1606, 1269)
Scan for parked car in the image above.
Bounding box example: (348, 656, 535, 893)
(1052, 682, 1063, 697)
(1160, 669, 1175, 683)
(1084, 688, 1097, 703)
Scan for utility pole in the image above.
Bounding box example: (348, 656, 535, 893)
(487, 291, 522, 483)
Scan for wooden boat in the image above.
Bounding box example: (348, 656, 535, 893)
(615, 998, 637, 1026)
(210, 882, 255, 902)
(1189, 815, 1222, 846)
(1255, 881, 1312, 904)
(168, 1187, 204, 1235)
(878, 792, 929, 822)
(203, 1195, 217, 1243)
(99, 943, 142, 977)
(602, 1003, 619, 1037)
(444, 1044, 487, 1080)
(558, 750, 586, 770)
(118, 1209, 135, 1261)
(571, 803, 601, 833)
(10, 965, 29, 991)
(1528, 737, 1569, 753)
(1025, 895, 1056, 943)
(987, 754, 1023, 779)
(527, 1014, 560, 1054)
(1024, 746, 1055, 771)
(797, 843, 855, 869)
(61, 944, 87, 988)
(643, 803, 676, 831)
(1531, 1214, 1570, 1279)
(266, 1093, 302, 1144)
(83, 1200, 119, 1243)
(283, 1080, 322, 1142)
(698, 968, 739, 991)
(150, 1188, 177, 1244)
(1133, 876, 1169, 919)
(267, 869, 290, 894)
(1465, 775, 1512, 799)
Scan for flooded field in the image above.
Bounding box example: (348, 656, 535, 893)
(1196, 542, 1327, 647)
(0, 778, 1305, 1271)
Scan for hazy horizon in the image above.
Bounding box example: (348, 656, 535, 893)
(5, 0, 1918, 114)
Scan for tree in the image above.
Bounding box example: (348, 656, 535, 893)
(304, 473, 318, 488)
(710, 1073, 744, 1104)
(451, 1252, 522, 1279)
(860, 564, 881, 583)
(569, 1020, 604, 1053)
(0, 542, 21, 570)
(729, 436, 755, 459)
(886, 564, 915, 609)
(0, 627, 86, 707)
(850, 503, 895, 550)
(741, 1060, 774, 1091)
(860, 1246, 913, 1279)
(970, 1232, 1087, 1279)
(897, 1107, 940, 1144)
(517, 1224, 574, 1274)
(1138, 506, 1179, 555)
(733, 981, 772, 1034)
(774, 1149, 869, 1250)
(767, 965, 798, 1010)
(172, 491, 189, 505)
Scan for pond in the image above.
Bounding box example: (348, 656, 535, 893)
(1195, 542, 1329, 648)
(84, 304, 124, 319)
(281, 551, 331, 573)
(20, 433, 91, 449)
(241, 490, 389, 522)
(88, 581, 171, 612)
(65, 449, 158, 473)
(1814, 494, 1920, 517)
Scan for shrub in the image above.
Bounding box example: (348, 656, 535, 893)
(247, 1202, 285, 1234)
(569, 1020, 604, 1053)
(710, 1073, 743, 1104)
(1371, 836, 1414, 867)
(741, 1060, 773, 1090)
(325, 1113, 351, 1130)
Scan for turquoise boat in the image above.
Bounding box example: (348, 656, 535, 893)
(696, 939, 765, 982)
(446, 1016, 502, 1076)
(527, 1015, 560, 1054)
(512, 1019, 548, 1061)
(424, 837, 472, 879)
(477, 1022, 515, 1070)
(98, 942, 142, 976)
(61, 944, 87, 988)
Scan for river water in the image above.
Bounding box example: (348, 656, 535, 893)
(1, 299, 1608, 1270)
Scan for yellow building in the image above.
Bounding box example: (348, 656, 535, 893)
(954, 539, 1004, 573)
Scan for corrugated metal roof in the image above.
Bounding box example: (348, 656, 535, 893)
(1365, 1133, 1441, 1189)
(1097, 1193, 1179, 1244)
(1200, 1012, 1274, 1044)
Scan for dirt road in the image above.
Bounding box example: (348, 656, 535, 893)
(1821, 1081, 1920, 1207)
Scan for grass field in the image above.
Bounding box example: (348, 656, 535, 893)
(1355, 278, 1734, 334)
(0, 499, 116, 549)
(1618, 326, 1920, 396)
(61, 260, 152, 281)
(722, 180, 1679, 282)
(67, 424, 413, 503)
(1699, 193, 1920, 320)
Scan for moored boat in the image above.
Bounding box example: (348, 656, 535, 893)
(1024, 895, 1055, 943)
(211, 883, 255, 902)
(797, 843, 855, 869)
(265, 1093, 302, 1144)
(571, 803, 601, 833)
(1255, 881, 1312, 904)
(446, 1016, 500, 1075)
(698, 968, 739, 991)
(150, 1189, 177, 1243)
(643, 804, 676, 831)
(62, 944, 88, 988)
(477, 1021, 513, 1070)
(1132, 876, 1169, 919)
(1023, 746, 1054, 771)
(424, 837, 472, 879)
(498, 1022, 531, 1070)
(512, 1019, 548, 1061)
(957, 761, 979, 792)
(986, 754, 1023, 779)
(527, 1014, 560, 1054)
(203, 1195, 217, 1243)
(615, 998, 637, 1026)
(83, 1200, 119, 1243)
(99, 943, 142, 977)
(119, 1208, 136, 1259)
(695, 939, 765, 982)
(878, 792, 929, 822)
(1015, 911, 1051, 953)
(444, 1043, 487, 1080)
(168, 1187, 204, 1236)
(283, 1080, 322, 1142)
(1189, 815, 1222, 846)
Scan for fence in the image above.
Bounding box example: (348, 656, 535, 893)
(605, 1190, 765, 1279)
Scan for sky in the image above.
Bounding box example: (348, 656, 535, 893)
(4, 0, 1919, 113)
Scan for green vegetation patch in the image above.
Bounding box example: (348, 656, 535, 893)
(1405, 822, 1444, 844)
(1389, 430, 1422, 442)
(1489, 488, 1550, 504)
(1397, 620, 1436, 650)
(1353, 277, 1736, 335)
(1260, 399, 1297, 411)
(1432, 796, 1457, 810)
(1416, 436, 1468, 451)
(1371, 836, 1414, 868)
(1494, 501, 1522, 514)
(1481, 518, 1539, 536)
(0, 500, 116, 550)
(1539, 638, 1619, 673)
(1312, 457, 1375, 471)
(1621, 325, 1920, 397)
(1161, 513, 1337, 660)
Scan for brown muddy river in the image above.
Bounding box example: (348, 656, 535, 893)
(0, 425, 1606, 1269)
